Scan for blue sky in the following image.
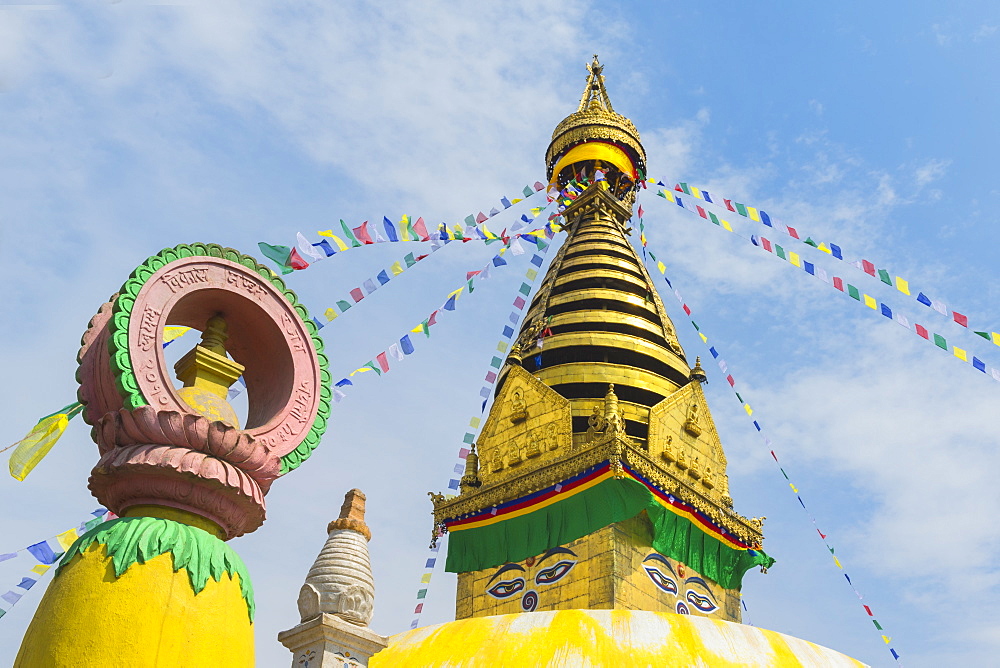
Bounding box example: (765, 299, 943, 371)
(2, 2, 999, 666)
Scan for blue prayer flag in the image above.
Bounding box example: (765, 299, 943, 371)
(17, 578, 36, 591)
(973, 356, 986, 372)
(502, 326, 515, 338)
(27, 541, 58, 565)
(400, 335, 414, 355)
(760, 211, 773, 226)
(829, 243, 843, 259)
(479, 387, 490, 399)
(335, 378, 353, 387)
(2, 591, 22, 605)
(383, 217, 399, 242)
(425, 558, 436, 568)
(443, 295, 457, 311)
(750, 235, 759, 246)
(0, 553, 16, 563)
(880, 304, 892, 318)
(530, 254, 543, 267)
(521, 214, 531, 223)
(377, 269, 390, 285)
(448, 479, 460, 490)
(313, 239, 337, 256)
(501, 196, 512, 208)
(492, 255, 507, 267)
(311, 317, 324, 330)
(709, 347, 719, 358)
(803, 261, 815, 275)
(702, 190, 713, 203)
(916, 292, 932, 307)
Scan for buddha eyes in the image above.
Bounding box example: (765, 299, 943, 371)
(486, 578, 525, 599)
(535, 560, 575, 585)
(643, 566, 678, 594)
(685, 590, 718, 613)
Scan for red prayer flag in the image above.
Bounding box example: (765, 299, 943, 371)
(416, 254, 428, 261)
(915, 324, 929, 339)
(376, 352, 389, 373)
(534, 181, 545, 191)
(682, 304, 691, 315)
(466, 271, 481, 280)
(863, 605, 873, 616)
(861, 259, 876, 276)
(696, 205, 707, 219)
(724, 199, 736, 212)
(414, 603, 424, 614)
(833, 277, 844, 291)
(458, 447, 470, 459)
(427, 310, 439, 326)
(726, 375, 735, 387)
(817, 529, 827, 539)
(413, 216, 429, 241)
(475, 212, 488, 224)
(761, 237, 773, 252)
(953, 312, 969, 327)
(352, 221, 374, 245)
(785, 226, 800, 239)
(638, 205, 644, 218)
(675, 184, 683, 192)
(770, 450, 778, 462)
(350, 287, 364, 303)
(288, 248, 310, 270)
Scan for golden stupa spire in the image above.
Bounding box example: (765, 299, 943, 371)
(578, 55, 615, 114)
(432, 58, 770, 626)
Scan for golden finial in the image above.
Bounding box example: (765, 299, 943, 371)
(578, 54, 614, 114)
(690, 356, 708, 384)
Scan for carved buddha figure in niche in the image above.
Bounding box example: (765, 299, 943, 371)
(510, 390, 527, 424)
(683, 402, 702, 437)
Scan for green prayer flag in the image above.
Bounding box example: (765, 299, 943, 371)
(536, 239, 548, 250)
(877, 269, 893, 285)
(518, 283, 531, 296)
(873, 620, 883, 630)
(257, 242, 293, 273)
(804, 237, 818, 247)
(416, 589, 427, 599)
(464, 215, 475, 226)
(340, 219, 362, 248)
(933, 333, 947, 350)
(847, 284, 861, 301)
(975, 331, 990, 340)
(679, 182, 691, 195)
(467, 278, 475, 293)
(735, 202, 748, 217)
(337, 300, 352, 312)
(404, 253, 417, 268)
(421, 320, 430, 337)
(522, 185, 533, 197)
(775, 245, 786, 260)
(709, 212, 721, 225)
(365, 362, 381, 376)
(490, 356, 503, 369)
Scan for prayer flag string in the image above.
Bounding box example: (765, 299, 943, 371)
(406, 231, 555, 631)
(642, 186, 1000, 384)
(641, 245, 903, 665)
(256, 180, 552, 274)
(653, 179, 996, 345)
(0, 508, 113, 621)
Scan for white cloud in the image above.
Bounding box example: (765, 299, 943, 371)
(914, 158, 950, 187)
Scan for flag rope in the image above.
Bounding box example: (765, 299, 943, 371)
(641, 186, 1000, 385)
(405, 226, 556, 631)
(640, 241, 904, 665)
(0, 508, 113, 620)
(653, 179, 996, 345)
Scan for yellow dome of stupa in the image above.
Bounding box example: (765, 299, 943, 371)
(371, 610, 866, 667)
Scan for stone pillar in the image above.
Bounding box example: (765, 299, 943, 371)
(279, 489, 387, 667)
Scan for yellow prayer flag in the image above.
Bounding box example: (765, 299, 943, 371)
(420, 573, 432, 584)
(496, 342, 508, 353)
(698, 333, 708, 343)
(324, 308, 338, 322)
(818, 243, 832, 254)
(31, 564, 51, 576)
(469, 417, 481, 428)
(953, 346, 968, 361)
(721, 220, 733, 231)
(882, 636, 891, 644)
(411, 324, 425, 334)
(748, 206, 761, 222)
(511, 198, 522, 204)
(162, 326, 191, 343)
(744, 404, 753, 416)
(399, 216, 410, 242)
(833, 556, 843, 569)
(481, 223, 497, 239)
(530, 207, 542, 217)
(349, 367, 371, 377)
(895, 277, 910, 295)
(9, 412, 72, 481)
(452, 224, 464, 237)
(526, 269, 538, 280)
(317, 231, 350, 251)
(391, 262, 404, 276)
(863, 295, 877, 310)
(690, 186, 702, 199)
(656, 261, 666, 274)
(789, 252, 801, 267)
(660, 190, 676, 202)
(992, 332, 1000, 347)
(56, 528, 79, 551)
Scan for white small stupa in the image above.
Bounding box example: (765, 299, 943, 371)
(278, 489, 387, 667)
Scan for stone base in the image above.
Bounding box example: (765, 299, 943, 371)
(278, 613, 387, 668)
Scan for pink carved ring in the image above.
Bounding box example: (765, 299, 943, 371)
(78, 244, 331, 474)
